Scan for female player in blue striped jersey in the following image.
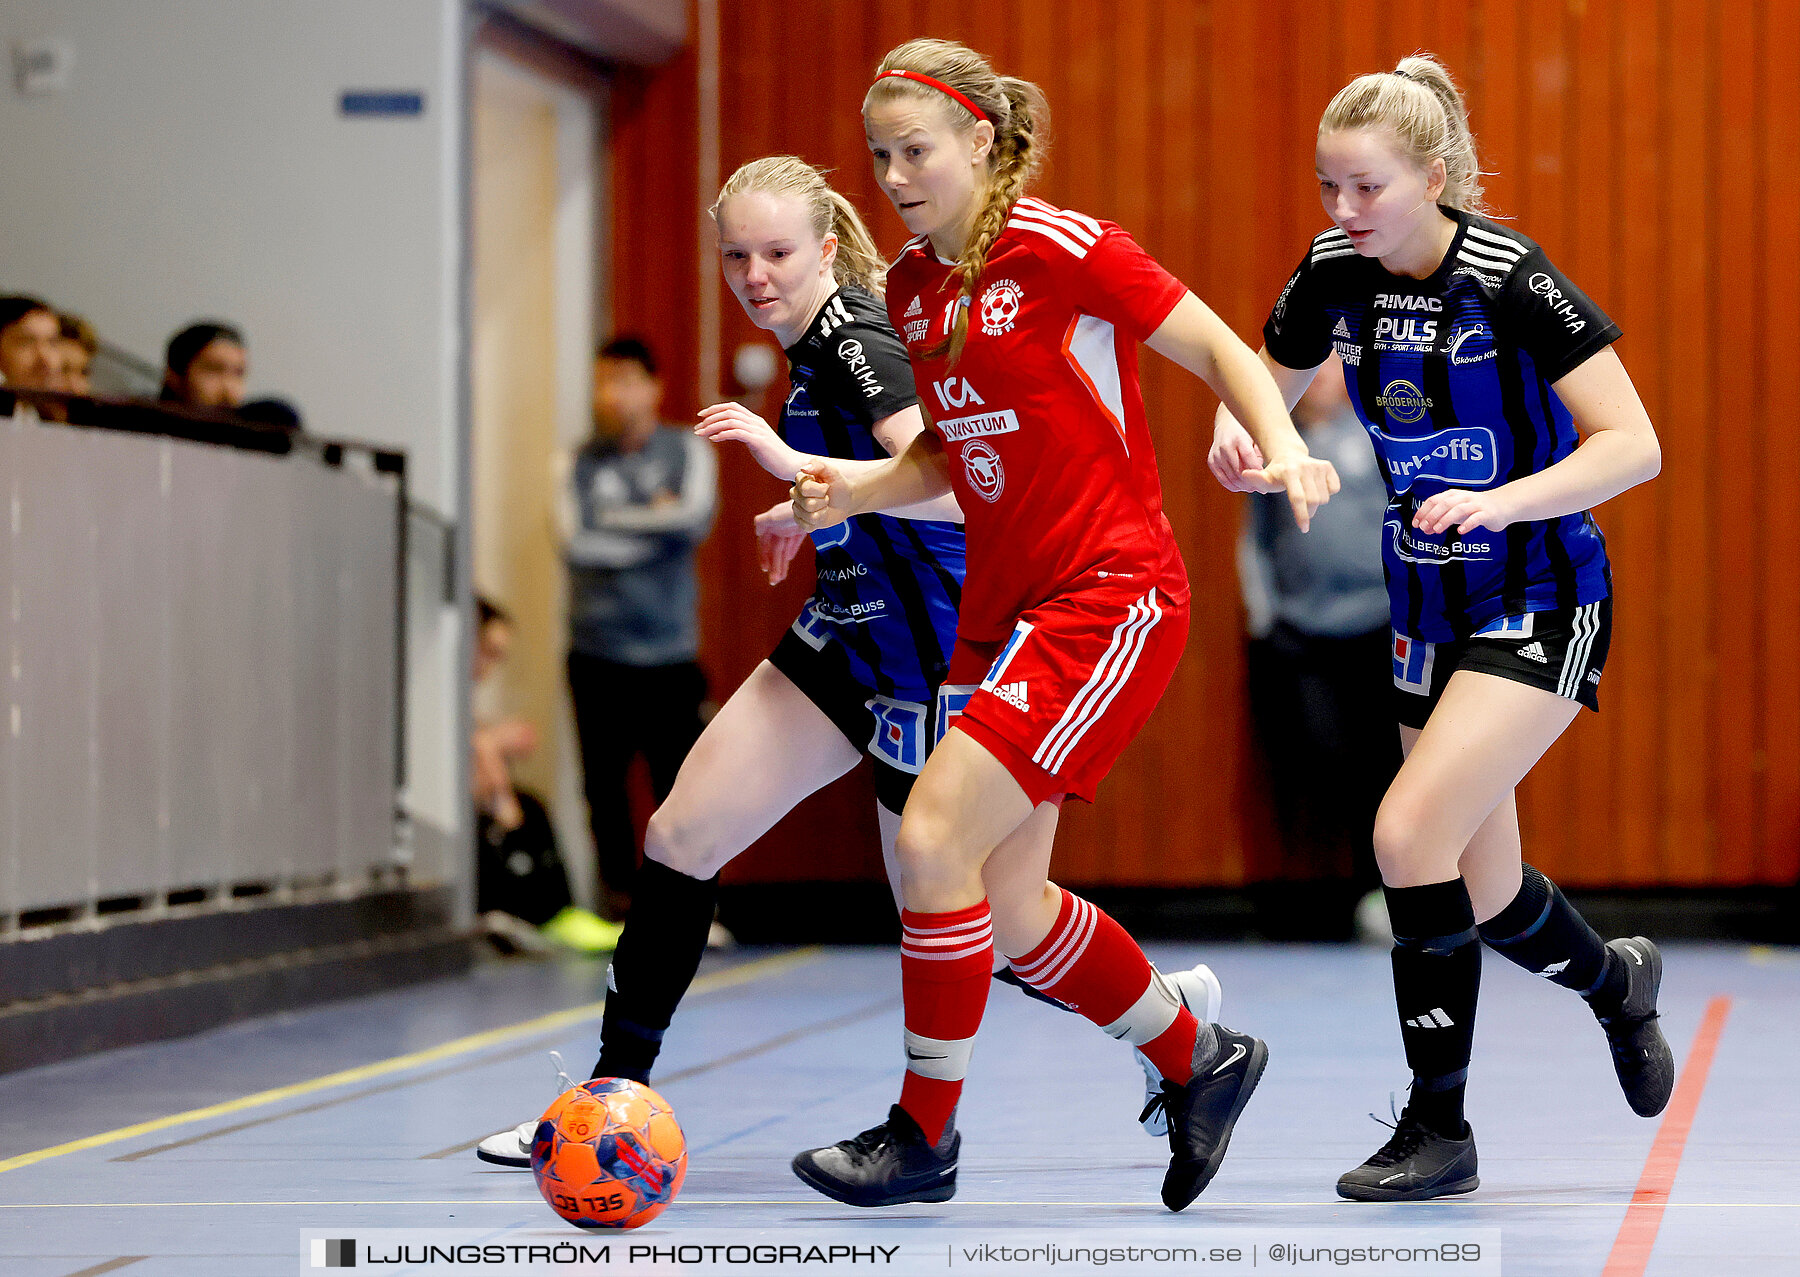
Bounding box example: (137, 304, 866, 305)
(478, 156, 1214, 1167)
(1210, 54, 1670, 1201)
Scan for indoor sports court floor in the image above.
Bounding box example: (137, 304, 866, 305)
(0, 942, 1794, 1276)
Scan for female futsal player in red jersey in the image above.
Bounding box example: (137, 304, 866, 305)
(788, 39, 1339, 1212)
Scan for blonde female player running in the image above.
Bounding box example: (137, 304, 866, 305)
(788, 40, 1338, 1212)
(476, 156, 1216, 1167)
(1212, 54, 1669, 1201)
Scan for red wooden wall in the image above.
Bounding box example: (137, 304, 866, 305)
(605, 0, 1800, 889)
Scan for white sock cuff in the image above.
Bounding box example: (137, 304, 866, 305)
(1100, 970, 1181, 1047)
(902, 1030, 976, 1082)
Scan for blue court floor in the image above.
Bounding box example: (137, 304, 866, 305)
(0, 942, 1794, 1276)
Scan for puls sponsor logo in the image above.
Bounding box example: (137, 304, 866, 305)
(1374, 316, 1438, 346)
(837, 338, 885, 399)
(1528, 272, 1587, 333)
(1387, 518, 1498, 564)
(1373, 423, 1498, 492)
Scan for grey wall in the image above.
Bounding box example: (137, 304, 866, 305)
(0, 411, 401, 920)
(0, 0, 472, 855)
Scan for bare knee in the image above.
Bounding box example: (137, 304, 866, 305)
(894, 808, 979, 908)
(1371, 793, 1458, 887)
(644, 807, 729, 880)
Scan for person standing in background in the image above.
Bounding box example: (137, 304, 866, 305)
(1239, 357, 1400, 941)
(558, 337, 717, 920)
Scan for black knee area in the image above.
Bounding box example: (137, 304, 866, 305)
(872, 761, 917, 817)
(1385, 879, 1478, 954)
(1478, 864, 1553, 946)
(592, 859, 720, 1084)
(1479, 863, 1609, 994)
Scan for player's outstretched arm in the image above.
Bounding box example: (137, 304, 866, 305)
(792, 429, 952, 532)
(870, 404, 965, 524)
(1411, 347, 1661, 537)
(1148, 293, 1339, 532)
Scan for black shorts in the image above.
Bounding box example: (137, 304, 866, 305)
(1390, 599, 1612, 730)
(768, 625, 937, 814)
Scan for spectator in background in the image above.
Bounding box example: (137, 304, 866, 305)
(473, 596, 621, 954)
(54, 313, 98, 396)
(0, 295, 62, 390)
(558, 336, 717, 920)
(161, 321, 247, 409)
(1239, 355, 1401, 941)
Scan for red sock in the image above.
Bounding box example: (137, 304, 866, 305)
(897, 901, 993, 1146)
(1010, 888, 1198, 1084)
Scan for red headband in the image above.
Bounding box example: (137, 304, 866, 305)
(873, 69, 990, 123)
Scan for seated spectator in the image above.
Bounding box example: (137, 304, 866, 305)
(473, 596, 621, 954)
(55, 313, 98, 396)
(161, 321, 247, 409)
(0, 295, 62, 391)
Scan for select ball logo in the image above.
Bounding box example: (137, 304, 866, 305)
(961, 439, 1006, 502)
(978, 279, 1024, 336)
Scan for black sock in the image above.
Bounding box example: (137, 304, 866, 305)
(1478, 864, 1626, 1010)
(591, 858, 720, 1083)
(992, 965, 1075, 1011)
(1386, 879, 1481, 1138)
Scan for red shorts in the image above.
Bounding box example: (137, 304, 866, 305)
(935, 586, 1190, 805)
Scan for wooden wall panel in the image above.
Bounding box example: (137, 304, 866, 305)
(606, 0, 1800, 889)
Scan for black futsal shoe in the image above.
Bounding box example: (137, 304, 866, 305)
(1595, 936, 1676, 1117)
(791, 1105, 958, 1207)
(1337, 1114, 1479, 1202)
(1149, 1026, 1268, 1211)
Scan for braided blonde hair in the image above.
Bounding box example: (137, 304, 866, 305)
(866, 39, 1049, 364)
(1321, 53, 1488, 213)
(710, 155, 889, 294)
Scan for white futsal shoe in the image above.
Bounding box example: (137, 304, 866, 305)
(475, 1120, 536, 1168)
(474, 1051, 579, 1169)
(1137, 964, 1224, 1137)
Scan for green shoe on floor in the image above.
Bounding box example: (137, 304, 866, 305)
(539, 906, 624, 953)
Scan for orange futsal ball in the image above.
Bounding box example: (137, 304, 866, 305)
(529, 1078, 688, 1229)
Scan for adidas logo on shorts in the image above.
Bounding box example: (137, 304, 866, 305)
(1587, 669, 1602, 685)
(1405, 1007, 1456, 1029)
(991, 680, 1030, 712)
(904, 295, 923, 318)
(1518, 641, 1549, 664)
(1333, 317, 1353, 338)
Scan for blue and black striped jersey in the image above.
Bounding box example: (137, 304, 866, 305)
(781, 285, 964, 700)
(1264, 209, 1620, 641)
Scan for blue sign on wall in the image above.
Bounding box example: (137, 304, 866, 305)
(340, 91, 425, 117)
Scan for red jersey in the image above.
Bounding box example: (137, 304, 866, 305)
(887, 198, 1191, 643)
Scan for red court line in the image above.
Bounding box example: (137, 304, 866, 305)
(1601, 995, 1733, 1277)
